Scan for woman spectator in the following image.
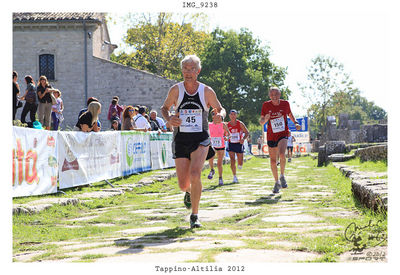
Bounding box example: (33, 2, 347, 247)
(13, 71, 22, 121)
(110, 119, 119, 131)
(107, 96, 123, 125)
(76, 101, 101, 132)
(20, 75, 37, 127)
(36, 75, 53, 130)
(121, 105, 137, 130)
(51, 89, 64, 130)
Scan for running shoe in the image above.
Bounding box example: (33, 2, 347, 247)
(272, 181, 281, 194)
(190, 214, 202, 228)
(238, 165, 242, 170)
(277, 161, 280, 166)
(288, 158, 291, 162)
(280, 175, 287, 188)
(207, 169, 215, 180)
(218, 178, 224, 186)
(233, 175, 239, 183)
(184, 192, 191, 209)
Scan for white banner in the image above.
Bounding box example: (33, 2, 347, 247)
(149, 132, 175, 170)
(58, 131, 121, 189)
(121, 131, 151, 176)
(292, 132, 310, 143)
(12, 127, 58, 197)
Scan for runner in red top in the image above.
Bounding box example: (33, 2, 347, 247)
(260, 87, 301, 193)
(227, 109, 249, 183)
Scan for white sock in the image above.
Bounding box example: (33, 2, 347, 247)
(238, 165, 242, 170)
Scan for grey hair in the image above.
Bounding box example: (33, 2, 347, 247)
(150, 109, 157, 115)
(269, 87, 281, 93)
(181, 55, 202, 70)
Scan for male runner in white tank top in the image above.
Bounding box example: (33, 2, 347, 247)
(161, 55, 226, 228)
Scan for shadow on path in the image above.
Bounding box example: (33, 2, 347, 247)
(202, 182, 240, 192)
(113, 227, 194, 254)
(245, 194, 282, 206)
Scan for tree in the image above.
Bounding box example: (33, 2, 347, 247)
(299, 55, 387, 137)
(198, 28, 290, 125)
(110, 13, 209, 80)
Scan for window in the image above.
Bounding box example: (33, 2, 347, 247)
(39, 54, 55, 80)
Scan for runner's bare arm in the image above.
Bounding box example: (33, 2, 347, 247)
(160, 85, 181, 127)
(288, 112, 301, 130)
(259, 113, 271, 126)
(240, 121, 249, 142)
(205, 87, 226, 118)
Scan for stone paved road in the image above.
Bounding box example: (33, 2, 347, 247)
(13, 156, 387, 263)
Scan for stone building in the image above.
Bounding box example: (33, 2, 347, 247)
(13, 12, 176, 129)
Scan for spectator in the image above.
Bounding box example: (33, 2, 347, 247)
(20, 75, 37, 127)
(13, 71, 22, 121)
(247, 134, 253, 155)
(78, 97, 102, 130)
(36, 75, 53, 130)
(149, 110, 167, 132)
(110, 119, 119, 131)
(75, 101, 101, 132)
(134, 106, 151, 131)
(107, 96, 123, 125)
(51, 89, 64, 130)
(121, 105, 137, 130)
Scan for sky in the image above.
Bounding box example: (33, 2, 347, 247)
(107, 1, 394, 117)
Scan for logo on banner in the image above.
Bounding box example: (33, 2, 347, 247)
(61, 145, 79, 172)
(12, 138, 39, 185)
(162, 143, 167, 165)
(126, 137, 147, 167)
(47, 136, 56, 147)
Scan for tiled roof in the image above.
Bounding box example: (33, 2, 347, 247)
(13, 12, 103, 23)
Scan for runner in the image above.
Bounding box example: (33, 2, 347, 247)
(260, 87, 301, 193)
(161, 55, 225, 229)
(287, 131, 296, 162)
(226, 110, 249, 183)
(208, 108, 230, 186)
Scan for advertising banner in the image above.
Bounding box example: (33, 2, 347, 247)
(121, 131, 151, 176)
(149, 132, 175, 170)
(58, 131, 121, 189)
(12, 127, 58, 197)
(292, 131, 310, 143)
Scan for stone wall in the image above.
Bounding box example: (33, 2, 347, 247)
(319, 114, 387, 145)
(13, 21, 177, 129)
(355, 145, 387, 162)
(90, 57, 177, 128)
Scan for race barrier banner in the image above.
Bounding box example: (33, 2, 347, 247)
(259, 142, 312, 155)
(121, 131, 151, 176)
(292, 131, 310, 143)
(149, 132, 175, 170)
(58, 131, 122, 189)
(12, 127, 58, 197)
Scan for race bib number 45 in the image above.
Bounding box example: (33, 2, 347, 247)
(179, 109, 203, 133)
(271, 116, 285, 133)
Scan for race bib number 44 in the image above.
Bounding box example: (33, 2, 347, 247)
(271, 116, 285, 133)
(179, 109, 203, 133)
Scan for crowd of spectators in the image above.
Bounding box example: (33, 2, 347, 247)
(13, 71, 171, 133)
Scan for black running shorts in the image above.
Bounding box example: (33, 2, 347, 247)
(267, 136, 288, 148)
(172, 138, 215, 160)
(227, 142, 244, 153)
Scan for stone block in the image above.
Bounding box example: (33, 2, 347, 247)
(355, 145, 387, 162)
